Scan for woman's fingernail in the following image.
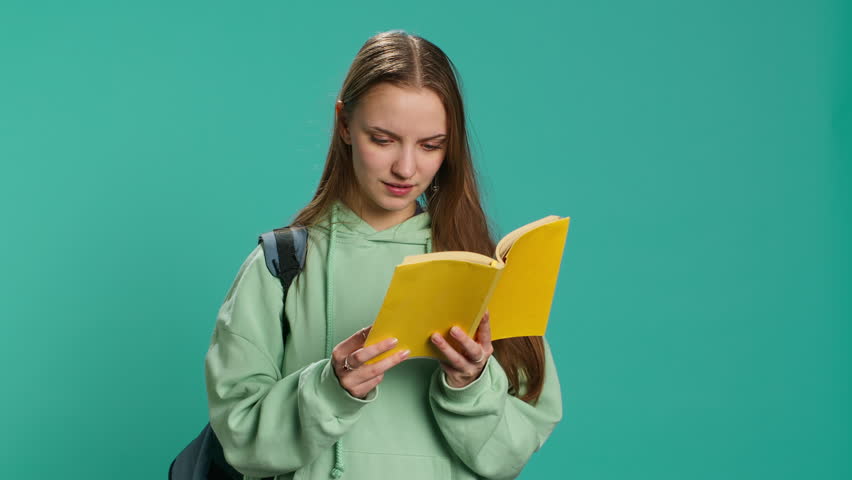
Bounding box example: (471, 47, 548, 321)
(451, 326, 461, 336)
(400, 349, 410, 358)
(431, 333, 440, 343)
(390, 337, 399, 345)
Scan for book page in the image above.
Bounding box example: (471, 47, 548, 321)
(495, 215, 562, 262)
(401, 251, 497, 266)
(488, 217, 570, 340)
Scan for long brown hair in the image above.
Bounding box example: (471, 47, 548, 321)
(291, 30, 546, 404)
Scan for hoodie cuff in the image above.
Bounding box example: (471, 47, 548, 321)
(316, 358, 378, 414)
(436, 357, 506, 400)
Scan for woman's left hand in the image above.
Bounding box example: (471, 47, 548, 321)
(431, 310, 494, 388)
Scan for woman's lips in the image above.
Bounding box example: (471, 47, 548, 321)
(383, 181, 414, 196)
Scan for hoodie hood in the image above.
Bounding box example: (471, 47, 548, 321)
(321, 199, 433, 250)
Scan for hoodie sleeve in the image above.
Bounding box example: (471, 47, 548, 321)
(205, 245, 375, 479)
(428, 337, 562, 479)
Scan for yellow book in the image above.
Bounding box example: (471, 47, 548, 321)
(364, 215, 570, 364)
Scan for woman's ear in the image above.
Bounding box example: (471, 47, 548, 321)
(336, 100, 351, 145)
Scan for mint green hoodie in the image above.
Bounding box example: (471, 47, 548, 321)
(205, 200, 562, 480)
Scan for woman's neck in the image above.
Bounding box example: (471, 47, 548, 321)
(339, 194, 418, 232)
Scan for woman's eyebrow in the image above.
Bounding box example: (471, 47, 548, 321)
(368, 125, 447, 142)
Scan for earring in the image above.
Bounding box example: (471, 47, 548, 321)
(430, 178, 439, 193)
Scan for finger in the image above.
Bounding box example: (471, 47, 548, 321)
(431, 332, 470, 371)
(351, 348, 409, 383)
(360, 325, 372, 339)
(348, 337, 399, 369)
(333, 326, 373, 363)
(476, 311, 493, 352)
(449, 325, 486, 363)
(350, 373, 383, 399)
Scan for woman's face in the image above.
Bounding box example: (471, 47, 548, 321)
(339, 83, 447, 230)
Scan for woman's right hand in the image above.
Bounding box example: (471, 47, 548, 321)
(331, 326, 410, 399)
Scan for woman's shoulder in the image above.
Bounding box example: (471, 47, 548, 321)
(234, 242, 266, 278)
(217, 242, 279, 305)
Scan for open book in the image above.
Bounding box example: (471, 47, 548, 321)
(364, 215, 570, 364)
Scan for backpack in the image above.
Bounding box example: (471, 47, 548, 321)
(169, 225, 308, 480)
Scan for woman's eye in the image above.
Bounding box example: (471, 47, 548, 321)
(370, 136, 443, 151)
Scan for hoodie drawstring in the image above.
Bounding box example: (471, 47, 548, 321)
(326, 204, 346, 479)
(326, 203, 432, 479)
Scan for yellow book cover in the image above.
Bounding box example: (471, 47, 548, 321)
(364, 215, 570, 364)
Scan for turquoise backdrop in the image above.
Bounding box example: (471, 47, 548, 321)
(1, 1, 849, 478)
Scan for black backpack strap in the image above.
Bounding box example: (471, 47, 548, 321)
(257, 224, 307, 346)
(258, 225, 307, 280)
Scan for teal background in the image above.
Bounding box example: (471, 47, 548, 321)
(1, 0, 849, 478)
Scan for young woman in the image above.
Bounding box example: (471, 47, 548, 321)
(205, 30, 562, 480)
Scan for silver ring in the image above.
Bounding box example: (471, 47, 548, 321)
(474, 354, 485, 364)
(343, 355, 355, 371)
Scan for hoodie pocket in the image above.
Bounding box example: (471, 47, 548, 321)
(340, 451, 452, 479)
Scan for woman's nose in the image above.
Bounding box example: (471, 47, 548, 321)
(391, 147, 416, 179)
